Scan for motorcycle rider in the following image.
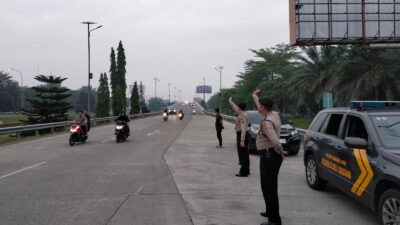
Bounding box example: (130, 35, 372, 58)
(163, 108, 169, 116)
(116, 109, 130, 135)
(84, 110, 91, 132)
(178, 109, 184, 119)
(77, 110, 88, 137)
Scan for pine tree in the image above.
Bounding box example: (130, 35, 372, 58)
(139, 81, 149, 113)
(96, 73, 111, 117)
(130, 81, 140, 114)
(23, 75, 71, 124)
(116, 41, 127, 114)
(109, 47, 118, 116)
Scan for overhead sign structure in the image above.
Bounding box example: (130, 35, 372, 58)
(290, 0, 400, 46)
(196, 85, 212, 94)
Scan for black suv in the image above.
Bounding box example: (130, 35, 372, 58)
(247, 111, 301, 155)
(303, 101, 400, 225)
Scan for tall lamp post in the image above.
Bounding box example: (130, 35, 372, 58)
(82, 21, 102, 113)
(168, 83, 171, 104)
(154, 78, 160, 98)
(203, 77, 206, 105)
(214, 65, 224, 113)
(174, 86, 177, 102)
(8, 68, 23, 112)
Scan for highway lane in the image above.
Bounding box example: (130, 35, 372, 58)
(0, 107, 195, 225)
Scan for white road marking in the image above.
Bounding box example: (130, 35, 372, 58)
(135, 184, 144, 195)
(102, 138, 115, 143)
(147, 130, 160, 137)
(0, 161, 46, 180)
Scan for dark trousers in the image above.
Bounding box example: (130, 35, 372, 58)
(216, 129, 223, 146)
(236, 131, 250, 175)
(260, 149, 283, 225)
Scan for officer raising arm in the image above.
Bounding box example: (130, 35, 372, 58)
(229, 97, 250, 177)
(252, 87, 287, 225)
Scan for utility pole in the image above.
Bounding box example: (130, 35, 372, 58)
(154, 78, 160, 98)
(203, 77, 206, 104)
(8, 68, 23, 112)
(214, 66, 223, 113)
(168, 83, 171, 104)
(81, 21, 102, 113)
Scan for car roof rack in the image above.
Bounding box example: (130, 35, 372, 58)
(349, 101, 400, 110)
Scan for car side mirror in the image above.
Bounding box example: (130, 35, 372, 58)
(344, 137, 368, 149)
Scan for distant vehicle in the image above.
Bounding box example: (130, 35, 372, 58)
(168, 109, 177, 115)
(178, 111, 184, 120)
(115, 120, 129, 143)
(163, 112, 168, 122)
(303, 101, 400, 225)
(69, 121, 87, 146)
(247, 111, 301, 155)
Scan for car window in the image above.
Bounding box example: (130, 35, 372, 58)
(370, 115, 400, 149)
(248, 112, 263, 125)
(344, 115, 368, 140)
(323, 113, 344, 137)
(310, 113, 328, 132)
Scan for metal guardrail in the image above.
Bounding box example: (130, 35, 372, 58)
(0, 112, 160, 140)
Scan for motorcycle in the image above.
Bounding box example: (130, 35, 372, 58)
(69, 122, 87, 146)
(115, 120, 129, 143)
(163, 112, 169, 122)
(178, 112, 184, 120)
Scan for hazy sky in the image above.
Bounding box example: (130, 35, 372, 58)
(1, 0, 289, 101)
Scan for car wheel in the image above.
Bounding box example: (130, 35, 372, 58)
(378, 189, 400, 225)
(305, 154, 327, 190)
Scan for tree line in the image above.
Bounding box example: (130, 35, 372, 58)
(0, 41, 153, 124)
(207, 44, 400, 116)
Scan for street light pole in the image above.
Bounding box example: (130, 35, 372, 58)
(154, 78, 160, 98)
(174, 86, 177, 102)
(203, 77, 206, 104)
(9, 68, 23, 112)
(168, 83, 171, 104)
(214, 66, 223, 113)
(82, 21, 102, 113)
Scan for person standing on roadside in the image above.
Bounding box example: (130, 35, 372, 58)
(229, 97, 250, 177)
(215, 108, 224, 148)
(252, 88, 287, 225)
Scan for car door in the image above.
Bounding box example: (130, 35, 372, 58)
(316, 113, 346, 183)
(336, 114, 377, 204)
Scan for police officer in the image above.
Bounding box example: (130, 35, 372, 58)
(214, 108, 224, 148)
(252, 88, 287, 225)
(229, 97, 250, 177)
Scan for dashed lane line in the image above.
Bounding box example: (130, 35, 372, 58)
(0, 161, 46, 180)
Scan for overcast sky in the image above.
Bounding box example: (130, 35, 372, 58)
(1, 0, 289, 101)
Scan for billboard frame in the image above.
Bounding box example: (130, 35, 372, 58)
(290, 0, 400, 46)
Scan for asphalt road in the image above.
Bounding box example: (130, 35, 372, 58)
(0, 106, 195, 225)
(0, 106, 380, 225)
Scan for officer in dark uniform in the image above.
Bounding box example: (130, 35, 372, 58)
(215, 108, 224, 148)
(252, 88, 287, 225)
